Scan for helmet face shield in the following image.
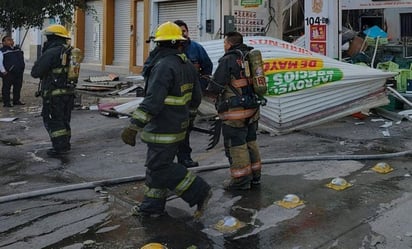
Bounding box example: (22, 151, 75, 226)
(154, 21, 186, 42)
(43, 24, 71, 39)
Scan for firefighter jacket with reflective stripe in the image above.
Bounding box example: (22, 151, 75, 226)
(209, 44, 259, 127)
(131, 46, 202, 144)
(31, 37, 71, 93)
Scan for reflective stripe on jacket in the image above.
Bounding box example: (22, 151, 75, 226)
(43, 88, 75, 97)
(140, 130, 186, 144)
(218, 108, 257, 120)
(131, 47, 202, 144)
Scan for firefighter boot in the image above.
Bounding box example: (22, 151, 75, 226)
(223, 175, 252, 190)
(131, 197, 167, 218)
(177, 174, 211, 218)
(47, 148, 69, 156)
(194, 189, 213, 219)
(251, 175, 261, 185)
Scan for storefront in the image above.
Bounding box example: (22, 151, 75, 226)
(75, 0, 150, 73)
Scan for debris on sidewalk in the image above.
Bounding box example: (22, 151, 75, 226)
(77, 73, 143, 93)
(382, 129, 391, 137)
(380, 121, 393, 128)
(84, 73, 119, 82)
(74, 73, 145, 110)
(398, 109, 412, 120)
(0, 117, 18, 122)
(0, 137, 23, 146)
(76, 82, 125, 91)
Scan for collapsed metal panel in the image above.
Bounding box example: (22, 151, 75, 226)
(200, 36, 395, 134)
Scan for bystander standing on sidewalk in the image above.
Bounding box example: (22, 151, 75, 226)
(0, 35, 26, 107)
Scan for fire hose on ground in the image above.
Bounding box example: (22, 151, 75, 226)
(0, 150, 411, 204)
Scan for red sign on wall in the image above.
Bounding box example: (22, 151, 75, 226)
(310, 25, 326, 41)
(310, 42, 326, 55)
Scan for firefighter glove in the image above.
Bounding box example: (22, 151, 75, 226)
(121, 125, 140, 146)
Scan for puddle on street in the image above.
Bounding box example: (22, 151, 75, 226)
(44, 163, 408, 249)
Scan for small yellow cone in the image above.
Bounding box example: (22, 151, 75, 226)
(325, 177, 352, 191)
(275, 194, 305, 209)
(372, 162, 394, 174)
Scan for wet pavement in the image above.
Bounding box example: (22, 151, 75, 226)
(0, 70, 412, 249)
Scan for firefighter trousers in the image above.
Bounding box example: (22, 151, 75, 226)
(42, 93, 74, 152)
(222, 121, 262, 182)
(139, 142, 210, 214)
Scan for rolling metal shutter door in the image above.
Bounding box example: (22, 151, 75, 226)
(84, 1, 103, 63)
(114, 0, 131, 65)
(158, 0, 199, 40)
(136, 1, 145, 66)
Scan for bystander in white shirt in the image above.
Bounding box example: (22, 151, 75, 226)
(0, 51, 6, 74)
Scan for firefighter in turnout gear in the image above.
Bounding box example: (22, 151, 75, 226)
(207, 31, 263, 190)
(121, 21, 212, 218)
(31, 24, 79, 156)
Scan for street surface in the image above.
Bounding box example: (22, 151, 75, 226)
(0, 71, 411, 249)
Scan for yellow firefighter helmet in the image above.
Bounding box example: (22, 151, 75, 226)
(43, 24, 71, 39)
(154, 21, 186, 42)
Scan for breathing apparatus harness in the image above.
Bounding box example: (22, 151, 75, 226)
(36, 45, 82, 98)
(213, 48, 267, 113)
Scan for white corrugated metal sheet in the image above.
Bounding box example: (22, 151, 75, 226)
(200, 36, 396, 134)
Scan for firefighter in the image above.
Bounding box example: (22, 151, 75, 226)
(121, 21, 212, 218)
(31, 24, 75, 156)
(207, 31, 262, 190)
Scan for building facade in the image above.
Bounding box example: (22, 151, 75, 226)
(73, 0, 281, 74)
(9, 0, 302, 74)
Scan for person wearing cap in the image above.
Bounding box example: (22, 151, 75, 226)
(121, 21, 212, 218)
(31, 24, 75, 156)
(0, 35, 25, 107)
(173, 19, 213, 168)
